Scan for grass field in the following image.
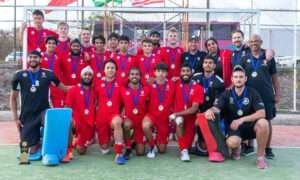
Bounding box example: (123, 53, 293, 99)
(0, 145, 299, 180)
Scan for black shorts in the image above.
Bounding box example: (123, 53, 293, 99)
(20, 111, 45, 147)
(228, 122, 256, 140)
(264, 102, 276, 120)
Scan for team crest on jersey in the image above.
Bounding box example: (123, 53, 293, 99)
(243, 97, 249, 105)
(229, 97, 234, 104)
(22, 72, 27, 77)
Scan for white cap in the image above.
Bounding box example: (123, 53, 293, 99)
(80, 66, 94, 77)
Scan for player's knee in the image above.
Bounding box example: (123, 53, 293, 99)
(226, 137, 241, 149)
(142, 119, 151, 131)
(255, 119, 269, 133)
(112, 117, 122, 128)
(123, 120, 132, 131)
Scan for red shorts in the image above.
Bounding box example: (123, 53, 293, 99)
(145, 113, 169, 145)
(95, 113, 121, 145)
(74, 120, 95, 148)
(126, 115, 145, 144)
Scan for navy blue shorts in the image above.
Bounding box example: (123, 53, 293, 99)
(264, 102, 276, 121)
(228, 122, 256, 140)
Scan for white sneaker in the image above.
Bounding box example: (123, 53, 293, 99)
(147, 147, 156, 159)
(100, 148, 110, 155)
(180, 149, 190, 162)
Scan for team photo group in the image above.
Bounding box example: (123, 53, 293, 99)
(10, 9, 280, 170)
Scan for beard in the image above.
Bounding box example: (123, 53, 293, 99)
(81, 79, 92, 86)
(181, 76, 191, 84)
(28, 61, 39, 69)
(71, 50, 81, 56)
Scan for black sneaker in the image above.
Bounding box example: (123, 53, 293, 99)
(124, 149, 132, 160)
(265, 147, 275, 159)
(189, 142, 208, 156)
(241, 144, 255, 156)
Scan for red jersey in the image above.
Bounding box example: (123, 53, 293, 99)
(57, 53, 88, 86)
(136, 53, 161, 85)
(56, 39, 70, 57)
(26, 27, 58, 52)
(95, 78, 122, 118)
(90, 51, 111, 83)
(65, 84, 96, 127)
(121, 85, 150, 119)
(158, 46, 184, 79)
(148, 80, 175, 116)
(174, 81, 204, 113)
(82, 45, 95, 55)
(112, 53, 137, 86)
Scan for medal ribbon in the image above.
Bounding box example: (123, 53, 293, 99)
(181, 82, 193, 107)
(250, 54, 263, 72)
(81, 85, 92, 110)
(95, 52, 105, 73)
(119, 54, 129, 72)
(143, 55, 152, 73)
(35, 29, 44, 50)
(230, 87, 248, 111)
(45, 53, 55, 71)
(71, 56, 80, 75)
(28, 70, 40, 87)
(129, 85, 142, 109)
(168, 47, 177, 64)
(201, 75, 215, 94)
(188, 53, 197, 70)
(155, 82, 167, 104)
(105, 80, 116, 101)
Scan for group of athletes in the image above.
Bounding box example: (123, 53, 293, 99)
(10, 9, 280, 169)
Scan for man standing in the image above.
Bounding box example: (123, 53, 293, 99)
(40, 36, 65, 108)
(169, 64, 204, 162)
(136, 38, 161, 85)
(112, 35, 136, 86)
(21, 9, 58, 52)
(56, 22, 70, 57)
(95, 60, 126, 165)
(159, 27, 184, 81)
(205, 65, 270, 169)
(181, 35, 207, 74)
(57, 39, 88, 86)
(142, 63, 175, 158)
(90, 35, 110, 83)
(231, 30, 250, 67)
(65, 66, 96, 155)
(10, 50, 67, 161)
(240, 34, 280, 159)
(121, 67, 150, 159)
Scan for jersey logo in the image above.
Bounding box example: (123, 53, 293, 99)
(22, 72, 27, 77)
(243, 97, 250, 105)
(41, 72, 47, 78)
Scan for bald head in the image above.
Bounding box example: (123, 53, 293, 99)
(249, 34, 263, 52)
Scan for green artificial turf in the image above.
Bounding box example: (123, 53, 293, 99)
(0, 145, 299, 180)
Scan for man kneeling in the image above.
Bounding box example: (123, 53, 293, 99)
(204, 65, 269, 169)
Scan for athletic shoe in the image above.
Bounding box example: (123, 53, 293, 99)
(124, 148, 132, 160)
(241, 144, 255, 156)
(265, 147, 275, 159)
(231, 146, 241, 160)
(190, 142, 208, 156)
(146, 147, 156, 159)
(208, 152, 225, 162)
(100, 148, 110, 155)
(115, 154, 126, 165)
(180, 149, 190, 162)
(28, 148, 42, 161)
(256, 157, 268, 169)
